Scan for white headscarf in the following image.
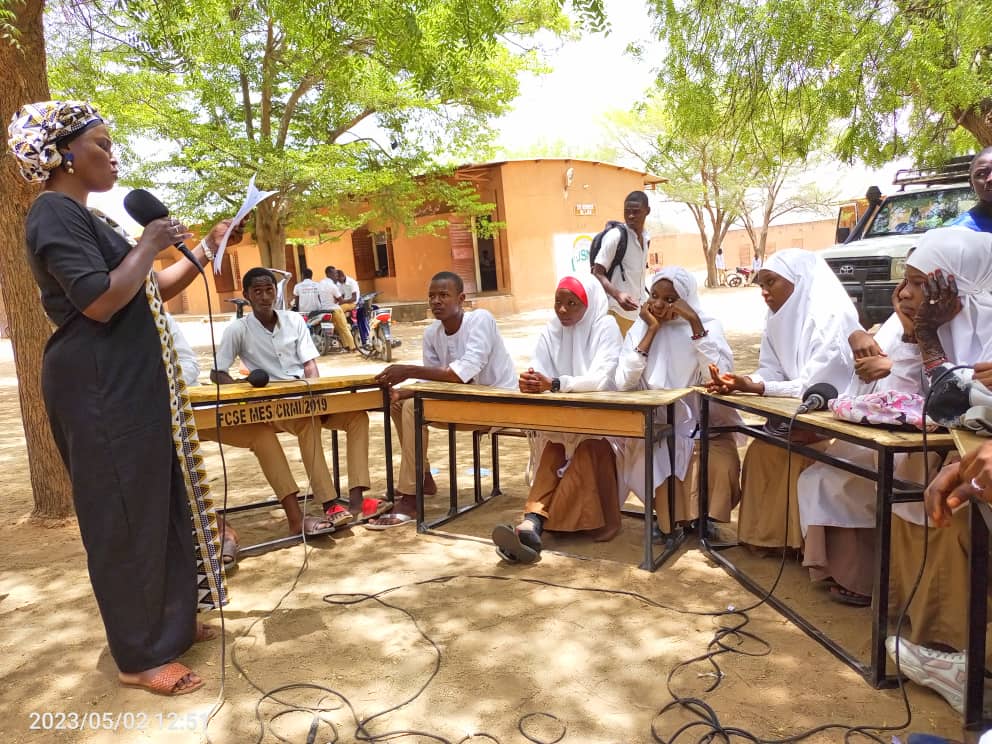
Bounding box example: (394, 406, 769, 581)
(618, 267, 740, 490)
(532, 273, 619, 387)
(628, 267, 734, 389)
(906, 227, 992, 365)
(757, 248, 860, 394)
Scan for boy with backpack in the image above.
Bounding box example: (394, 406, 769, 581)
(590, 190, 651, 336)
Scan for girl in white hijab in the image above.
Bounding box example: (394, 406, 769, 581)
(708, 248, 862, 550)
(883, 228, 992, 713)
(615, 267, 742, 531)
(492, 273, 622, 563)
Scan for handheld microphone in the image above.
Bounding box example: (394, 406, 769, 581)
(927, 368, 992, 427)
(123, 189, 202, 272)
(244, 369, 269, 388)
(797, 382, 838, 414)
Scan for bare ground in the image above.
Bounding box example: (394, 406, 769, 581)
(0, 286, 966, 743)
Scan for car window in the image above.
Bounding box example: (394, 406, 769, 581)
(866, 187, 976, 237)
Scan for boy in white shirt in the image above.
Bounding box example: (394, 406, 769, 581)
(368, 271, 517, 527)
(211, 267, 373, 533)
(592, 190, 651, 336)
(293, 268, 322, 314)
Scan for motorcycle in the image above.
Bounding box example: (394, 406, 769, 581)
(350, 291, 400, 362)
(725, 266, 754, 288)
(303, 309, 345, 355)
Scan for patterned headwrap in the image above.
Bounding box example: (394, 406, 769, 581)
(7, 100, 103, 183)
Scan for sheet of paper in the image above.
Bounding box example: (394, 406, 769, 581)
(213, 174, 279, 274)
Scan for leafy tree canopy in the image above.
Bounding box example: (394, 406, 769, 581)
(48, 0, 596, 265)
(646, 0, 992, 166)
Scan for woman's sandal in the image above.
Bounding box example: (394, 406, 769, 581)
(492, 524, 541, 564)
(829, 585, 871, 607)
(120, 662, 204, 696)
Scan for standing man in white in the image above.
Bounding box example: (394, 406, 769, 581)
(591, 190, 651, 337)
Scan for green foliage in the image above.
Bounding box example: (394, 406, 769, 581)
(0, 0, 19, 48)
(47, 0, 578, 260)
(646, 0, 992, 166)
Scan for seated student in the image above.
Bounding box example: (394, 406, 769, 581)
(491, 274, 622, 563)
(293, 268, 322, 314)
(798, 282, 926, 606)
(370, 270, 517, 528)
(882, 228, 992, 713)
(314, 265, 355, 351)
(211, 267, 371, 534)
(707, 249, 860, 550)
(614, 268, 742, 533)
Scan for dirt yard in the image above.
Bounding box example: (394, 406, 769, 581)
(0, 285, 966, 743)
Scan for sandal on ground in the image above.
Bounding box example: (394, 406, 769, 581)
(829, 585, 871, 607)
(300, 514, 336, 537)
(120, 662, 204, 696)
(194, 623, 218, 643)
(491, 524, 540, 564)
(221, 531, 239, 568)
(364, 512, 415, 530)
(324, 504, 354, 529)
(358, 498, 392, 522)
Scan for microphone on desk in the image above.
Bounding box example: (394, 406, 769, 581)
(243, 369, 269, 388)
(797, 382, 838, 414)
(926, 367, 992, 427)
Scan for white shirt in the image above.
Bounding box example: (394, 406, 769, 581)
(593, 224, 647, 321)
(317, 278, 339, 309)
(715, 253, 726, 270)
(293, 278, 322, 313)
(215, 310, 319, 381)
(336, 275, 360, 304)
(422, 310, 517, 390)
(166, 313, 200, 387)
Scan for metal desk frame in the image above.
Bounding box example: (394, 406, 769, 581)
(191, 379, 393, 558)
(411, 384, 691, 571)
(698, 392, 954, 688)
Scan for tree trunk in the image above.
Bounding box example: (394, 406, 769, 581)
(254, 198, 286, 270)
(0, 0, 74, 518)
(955, 100, 992, 148)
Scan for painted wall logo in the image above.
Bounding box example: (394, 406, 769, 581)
(554, 233, 594, 280)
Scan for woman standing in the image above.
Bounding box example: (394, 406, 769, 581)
(491, 274, 622, 563)
(7, 101, 235, 695)
(615, 268, 742, 532)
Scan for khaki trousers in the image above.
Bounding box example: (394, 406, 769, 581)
(392, 397, 485, 494)
(329, 308, 355, 350)
(321, 410, 371, 490)
(608, 310, 634, 337)
(199, 418, 335, 501)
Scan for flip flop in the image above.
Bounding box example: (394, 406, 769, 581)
(301, 514, 336, 537)
(221, 532, 239, 568)
(358, 497, 392, 523)
(364, 512, 415, 530)
(829, 585, 871, 607)
(324, 504, 354, 529)
(491, 524, 539, 564)
(120, 662, 204, 696)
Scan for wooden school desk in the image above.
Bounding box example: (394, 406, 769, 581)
(697, 391, 956, 687)
(188, 375, 393, 556)
(409, 382, 694, 571)
(951, 429, 992, 735)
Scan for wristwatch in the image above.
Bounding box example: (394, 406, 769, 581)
(550, 377, 561, 393)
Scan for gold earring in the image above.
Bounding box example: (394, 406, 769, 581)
(63, 155, 74, 174)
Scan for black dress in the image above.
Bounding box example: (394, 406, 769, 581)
(26, 192, 197, 673)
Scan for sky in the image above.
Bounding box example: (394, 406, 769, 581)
(89, 0, 909, 236)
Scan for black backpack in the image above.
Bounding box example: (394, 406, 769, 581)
(588, 220, 628, 282)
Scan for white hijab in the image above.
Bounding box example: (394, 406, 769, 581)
(906, 227, 992, 365)
(758, 248, 859, 394)
(628, 267, 734, 388)
(532, 272, 618, 385)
